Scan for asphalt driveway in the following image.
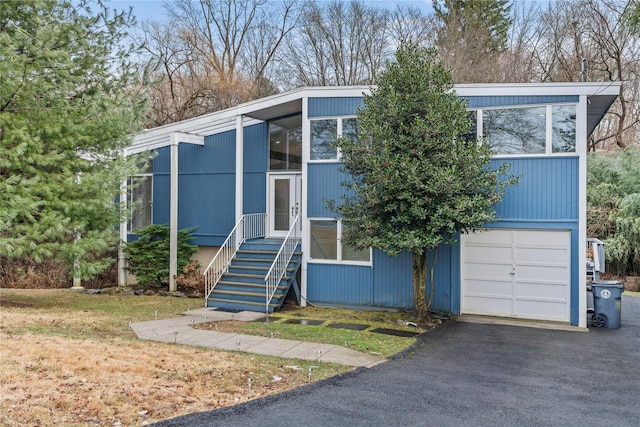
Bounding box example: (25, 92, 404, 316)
(154, 295, 640, 426)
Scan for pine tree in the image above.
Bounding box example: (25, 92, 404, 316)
(0, 0, 148, 280)
(330, 44, 517, 321)
(433, 0, 513, 82)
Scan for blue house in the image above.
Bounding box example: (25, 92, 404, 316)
(124, 83, 619, 328)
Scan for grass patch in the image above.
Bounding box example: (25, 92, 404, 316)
(196, 304, 427, 358)
(0, 289, 352, 426)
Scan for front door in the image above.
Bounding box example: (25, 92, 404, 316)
(268, 173, 302, 237)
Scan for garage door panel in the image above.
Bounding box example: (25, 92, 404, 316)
(464, 262, 513, 279)
(462, 229, 570, 322)
(465, 229, 513, 245)
(465, 245, 513, 262)
(514, 299, 569, 321)
(466, 279, 513, 298)
(516, 265, 568, 282)
(515, 247, 569, 264)
(515, 230, 567, 247)
(514, 281, 568, 300)
(463, 296, 513, 316)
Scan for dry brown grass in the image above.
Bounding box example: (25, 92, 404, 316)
(0, 290, 348, 426)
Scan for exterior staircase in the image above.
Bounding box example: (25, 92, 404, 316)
(206, 238, 302, 313)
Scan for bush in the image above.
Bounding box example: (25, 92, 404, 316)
(587, 147, 640, 275)
(125, 225, 198, 288)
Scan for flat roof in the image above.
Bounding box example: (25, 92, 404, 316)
(127, 82, 620, 155)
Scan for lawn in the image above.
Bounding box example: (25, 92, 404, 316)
(0, 288, 421, 426)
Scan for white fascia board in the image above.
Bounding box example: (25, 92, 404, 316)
(454, 82, 621, 97)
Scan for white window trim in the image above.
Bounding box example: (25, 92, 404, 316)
(307, 116, 358, 163)
(307, 217, 372, 266)
(472, 103, 578, 158)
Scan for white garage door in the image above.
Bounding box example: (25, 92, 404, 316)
(461, 229, 570, 322)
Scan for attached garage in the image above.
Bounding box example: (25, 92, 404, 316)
(461, 229, 571, 322)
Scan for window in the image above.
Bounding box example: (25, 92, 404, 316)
(477, 104, 577, 156)
(552, 105, 576, 153)
(128, 164, 153, 233)
(483, 106, 546, 155)
(310, 117, 359, 161)
(310, 119, 337, 160)
(309, 219, 371, 264)
(269, 122, 302, 170)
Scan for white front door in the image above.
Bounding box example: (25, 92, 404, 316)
(461, 229, 571, 322)
(268, 173, 302, 237)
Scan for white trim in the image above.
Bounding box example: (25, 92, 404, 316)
(455, 81, 620, 97)
(577, 95, 588, 328)
(118, 181, 128, 287)
(169, 142, 178, 292)
(301, 97, 309, 307)
(476, 103, 579, 156)
(307, 217, 373, 266)
(235, 115, 244, 224)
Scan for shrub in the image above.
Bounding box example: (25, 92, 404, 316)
(125, 225, 198, 288)
(587, 147, 640, 275)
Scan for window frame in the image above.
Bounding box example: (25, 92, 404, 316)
(308, 116, 358, 163)
(308, 217, 372, 266)
(127, 171, 153, 234)
(473, 103, 578, 158)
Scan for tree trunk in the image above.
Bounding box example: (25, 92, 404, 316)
(412, 251, 428, 321)
(426, 247, 438, 312)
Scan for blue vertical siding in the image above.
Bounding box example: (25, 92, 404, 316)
(492, 157, 578, 221)
(152, 131, 237, 246)
(465, 95, 578, 109)
(308, 97, 364, 117)
(372, 250, 413, 308)
(307, 163, 349, 217)
(307, 264, 373, 306)
(243, 123, 268, 214)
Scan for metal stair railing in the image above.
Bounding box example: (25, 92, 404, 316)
(203, 213, 265, 302)
(265, 215, 301, 314)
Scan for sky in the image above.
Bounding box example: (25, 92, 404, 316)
(110, 0, 436, 24)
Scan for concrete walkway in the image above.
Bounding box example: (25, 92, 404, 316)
(130, 308, 385, 368)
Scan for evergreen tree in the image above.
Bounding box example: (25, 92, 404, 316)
(0, 0, 148, 280)
(433, 0, 513, 82)
(330, 44, 516, 321)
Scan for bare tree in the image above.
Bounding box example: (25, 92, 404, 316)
(140, 0, 302, 126)
(284, 0, 392, 87)
(389, 5, 436, 48)
(529, 0, 639, 150)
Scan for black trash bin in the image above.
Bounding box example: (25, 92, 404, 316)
(591, 281, 624, 329)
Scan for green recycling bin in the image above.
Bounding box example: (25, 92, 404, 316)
(591, 281, 624, 329)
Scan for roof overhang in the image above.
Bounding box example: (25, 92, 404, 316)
(127, 82, 620, 155)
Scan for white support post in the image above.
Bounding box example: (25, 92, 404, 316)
(169, 139, 179, 293)
(235, 115, 244, 227)
(578, 95, 588, 328)
(118, 180, 128, 287)
(300, 97, 309, 307)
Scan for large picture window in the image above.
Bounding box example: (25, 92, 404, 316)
(476, 104, 577, 156)
(310, 117, 359, 161)
(309, 219, 371, 264)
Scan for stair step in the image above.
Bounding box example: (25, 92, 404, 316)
(217, 281, 288, 290)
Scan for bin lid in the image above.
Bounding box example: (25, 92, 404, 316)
(592, 280, 624, 288)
